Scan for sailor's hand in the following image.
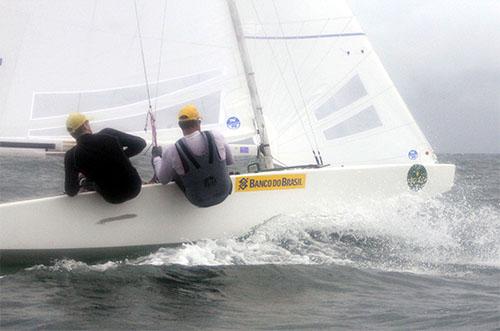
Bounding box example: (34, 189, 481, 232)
(152, 146, 162, 158)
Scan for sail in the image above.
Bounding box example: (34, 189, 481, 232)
(0, 0, 256, 145)
(235, 0, 436, 166)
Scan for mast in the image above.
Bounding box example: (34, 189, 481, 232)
(226, 0, 274, 170)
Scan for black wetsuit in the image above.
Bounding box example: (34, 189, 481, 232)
(64, 128, 146, 204)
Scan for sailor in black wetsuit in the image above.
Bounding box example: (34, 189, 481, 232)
(64, 113, 146, 204)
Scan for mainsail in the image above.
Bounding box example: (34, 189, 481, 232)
(236, 0, 436, 166)
(0, 0, 256, 145)
(1, 0, 435, 166)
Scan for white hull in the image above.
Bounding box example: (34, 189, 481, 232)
(0, 164, 455, 266)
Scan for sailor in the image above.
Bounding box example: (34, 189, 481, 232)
(64, 112, 146, 204)
(152, 104, 234, 207)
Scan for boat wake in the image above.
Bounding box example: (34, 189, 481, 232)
(27, 193, 499, 276)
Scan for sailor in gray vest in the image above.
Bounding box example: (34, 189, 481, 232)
(152, 104, 234, 207)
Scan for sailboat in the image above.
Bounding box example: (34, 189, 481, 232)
(0, 0, 455, 267)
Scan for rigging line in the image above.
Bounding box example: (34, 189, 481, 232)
(272, 17, 346, 143)
(253, 44, 303, 129)
(134, 0, 157, 146)
(153, 0, 168, 112)
(295, 18, 334, 76)
(266, 18, 332, 132)
(249, 0, 317, 161)
(134, 0, 152, 108)
(270, 0, 323, 164)
(269, 3, 324, 162)
(260, 21, 310, 127)
(247, 6, 300, 127)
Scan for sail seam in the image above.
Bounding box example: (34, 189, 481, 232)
(245, 32, 365, 40)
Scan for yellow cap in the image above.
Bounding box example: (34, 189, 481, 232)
(66, 112, 88, 133)
(177, 104, 201, 122)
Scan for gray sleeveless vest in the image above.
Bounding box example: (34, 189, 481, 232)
(175, 131, 232, 207)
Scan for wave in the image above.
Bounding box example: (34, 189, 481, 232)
(26, 193, 499, 276)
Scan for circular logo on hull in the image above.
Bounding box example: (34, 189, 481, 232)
(226, 117, 241, 129)
(407, 164, 428, 191)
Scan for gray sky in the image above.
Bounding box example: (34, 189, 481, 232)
(348, 0, 500, 153)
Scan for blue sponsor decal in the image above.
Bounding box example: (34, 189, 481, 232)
(408, 149, 418, 160)
(226, 117, 241, 129)
(240, 146, 249, 154)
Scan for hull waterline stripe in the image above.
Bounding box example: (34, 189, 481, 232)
(244, 32, 365, 40)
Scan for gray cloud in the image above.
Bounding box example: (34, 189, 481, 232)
(348, 0, 500, 153)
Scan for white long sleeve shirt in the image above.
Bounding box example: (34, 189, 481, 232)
(153, 130, 234, 184)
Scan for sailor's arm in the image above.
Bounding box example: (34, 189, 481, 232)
(100, 128, 146, 157)
(224, 142, 234, 165)
(64, 151, 79, 196)
(152, 146, 176, 184)
(212, 130, 234, 165)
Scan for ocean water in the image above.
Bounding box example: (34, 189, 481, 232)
(0, 153, 499, 330)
